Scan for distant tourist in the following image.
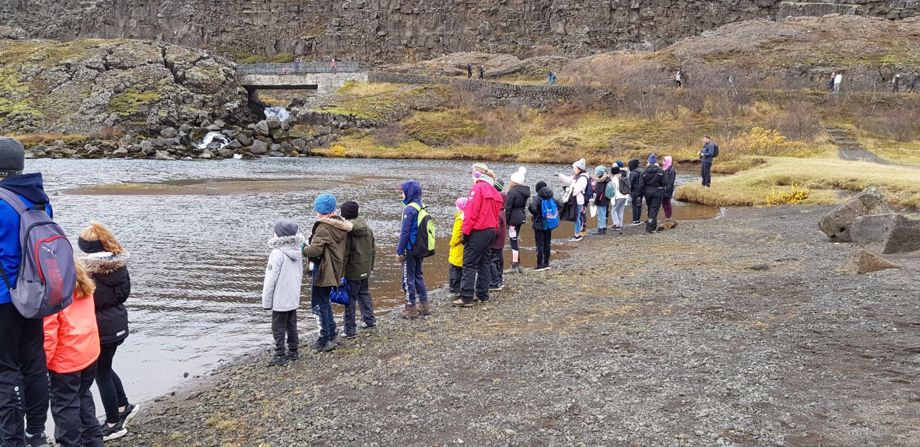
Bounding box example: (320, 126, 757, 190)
(261, 221, 304, 366)
(331, 57, 337, 73)
(909, 71, 919, 94)
(828, 72, 836, 92)
(661, 156, 677, 221)
(528, 181, 559, 271)
(627, 159, 643, 226)
(609, 161, 629, 233)
(547, 71, 557, 85)
(833, 72, 843, 94)
(341, 201, 377, 336)
(699, 135, 718, 187)
(675, 70, 683, 88)
(592, 166, 612, 235)
(504, 167, 530, 274)
(467, 63, 473, 80)
(396, 180, 430, 318)
(557, 158, 589, 242)
(892, 74, 902, 93)
(302, 193, 352, 352)
(448, 198, 468, 296)
(639, 154, 666, 234)
(478, 65, 485, 80)
(454, 164, 502, 307)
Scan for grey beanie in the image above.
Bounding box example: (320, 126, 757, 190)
(0, 138, 25, 176)
(274, 220, 299, 238)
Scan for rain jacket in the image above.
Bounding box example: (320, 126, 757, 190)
(462, 178, 503, 236)
(449, 211, 464, 267)
(663, 166, 677, 199)
(528, 185, 558, 231)
(504, 184, 531, 227)
(639, 164, 667, 194)
(83, 252, 131, 346)
(303, 216, 353, 288)
(491, 197, 508, 251)
(701, 142, 716, 162)
(397, 180, 422, 256)
(44, 293, 100, 374)
(262, 234, 305, 311)
(344, 217, 375, 281)
(627, 160, 643, 198)
(0, 173, 53, 305)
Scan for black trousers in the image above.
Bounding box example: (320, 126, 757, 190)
(344, 278, 375, 335)
(50, 364, 103, 447)
(534, 229, 552, 268)
(459, 228, 494, 302)
(95, 341, 129, 425)
(644, 189, 664, 233)
(488, 248, 503, 288)
(448, 265, 462, 294)
(0, 303, 49, 444)
(701, 161, 713, 187)
(630, 193, 643, 223)
(271, 310, 299, 356)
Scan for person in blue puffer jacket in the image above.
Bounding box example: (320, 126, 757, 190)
(0, 137, 54, 446)
(396, 179, 429, 319)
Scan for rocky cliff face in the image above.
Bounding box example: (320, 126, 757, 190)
(2, 0, 918, 63)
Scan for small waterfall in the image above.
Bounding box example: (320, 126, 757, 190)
(197, 132, 230, 150)
(264, 107, 291, 122)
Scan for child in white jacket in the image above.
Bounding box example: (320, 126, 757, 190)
(262, 221, 305, 366)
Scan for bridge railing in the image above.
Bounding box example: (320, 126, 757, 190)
(238, 62, 370, 75)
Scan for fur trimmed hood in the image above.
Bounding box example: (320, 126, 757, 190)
(317, 215, 354, 233)
(81, 252, 131, 276)
(268, 233, 305, 261)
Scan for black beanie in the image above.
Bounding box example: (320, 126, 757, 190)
(535, 181, 547, 192)
(341, 201, 359, 219)
(628, 159, 640, 171)
(0, 138, 25, 176)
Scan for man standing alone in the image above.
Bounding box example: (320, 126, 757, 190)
(699, 135, 716, 188)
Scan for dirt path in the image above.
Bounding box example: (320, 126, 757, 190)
(826, 126, 895, 165)
(117, 206, 920, 447)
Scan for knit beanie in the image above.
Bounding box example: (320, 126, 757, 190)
(594, 166, 606, 177)
(535, 181, 547, 192)
(0, 137, 25, 177)
(494, 178, 505, 192)
(274, 221, 299, 237)
(662, 156, 673, 171)
(341, 201, 359, 219)
(509, 167, 527, 185)
(455, 197, 469, 212)
(314, 193, 337, 215)
(614, 160, 625, 168)
(648, 153, 658, 165)
(611, 166, 621, 176)
(628, 159, 639, 171)
(572, 158, 586, 172)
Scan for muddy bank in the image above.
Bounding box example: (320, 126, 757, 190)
(115, 206, 920, 447)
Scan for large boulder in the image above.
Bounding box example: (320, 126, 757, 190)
(850, 213, 920, 254)
(818, 187, 892, 242)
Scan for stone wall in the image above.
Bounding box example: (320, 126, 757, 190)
(2, 0, 917, 64)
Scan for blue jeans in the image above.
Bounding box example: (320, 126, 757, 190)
(573, 204, 584, 237)
(402, 255, 428, 305)
(596, 205, 608, 229)
(310, 280, 336, 343)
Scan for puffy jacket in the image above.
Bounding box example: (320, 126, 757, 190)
(303, 216, 353, 288)
(0, 174, 53, 305)
(593, 173, 612, 207)
(44, 293, 100, 374)
(491, 198, 508, 251)
(83, 253, 131, 346)
(397, 180, 422, 256)
(639, 164, 667, 194)
(627, 160, 643, 198)
(262, 234, 305, 312)
(557, 173, 589, 205)
(449, 211, 464, 267)
(528, 185, 558, 231)
(344, 217, 375, 281)
(504, 184, 531, 227)
(663, 167, 677, 199)
(462, 179, 503, 236)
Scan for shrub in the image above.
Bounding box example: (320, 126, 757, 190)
(765, 184, 811, 205)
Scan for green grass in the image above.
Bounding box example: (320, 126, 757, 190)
(109, 90, 161, 116)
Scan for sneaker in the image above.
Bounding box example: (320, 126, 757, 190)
(488, 284, 504, 291)
(359, 321, 376, 329)
(478, 297, 490, 303)
(630, 221, 642, 226)
(567, 236, 583, 242)
(329, 333, 342, 346)
(286, 351, 300, 361)
(451, 298, 474, 307)
(24, 432, 49, 447)
(101, 422, 128, 441)
(533, 265, 549, 272)
(312, 339, 336, 353)
(118, 403, 141, 428)
(268, 355, 288, 367)
(343, 332, 357, 339)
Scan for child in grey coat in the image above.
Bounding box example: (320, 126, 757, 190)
(262, 221, 305, 366)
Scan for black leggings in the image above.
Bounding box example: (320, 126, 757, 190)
(95, 342, 129, 424)
(509, 224, 521, 252)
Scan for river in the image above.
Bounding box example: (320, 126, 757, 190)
(27, 157, 718, 410)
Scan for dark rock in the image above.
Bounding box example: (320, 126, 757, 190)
(155, 150, 175, 160)
(250, 140, 268, 155)
(818, 187, 892, 242)
(268, 151, 285, 157)
(853, 249, 900, 274)
(237, 133, 253, 146)
(851, 213, 920, 254)
(160, 127, 179, 139)
(266, 117, 282, 130)
(254, 121, 270, 137)
(290, 138, 307, 151)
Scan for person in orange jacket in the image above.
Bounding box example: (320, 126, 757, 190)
(44, 260, 104, 447)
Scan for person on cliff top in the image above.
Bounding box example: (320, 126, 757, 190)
(699, 135, 717, 188)
(627, 158, 644, 226)
(661, 156, 677, 221)
(341, 201, 377, 337)
(558, 158, 590, 242)
(261, 221, 304, 366)
(833, 72, 843, 94)
(454, 163, 502, 307)
(0, 137, 54, 447)
(449, 197, 468, 297)
(504, 167, 530, 274)
(43, 260, 104, 447)
(331, 57, 337, 73)
(467, 63, 473, 80)
(397, 180, 430, 319)
(302, 193, 353, 352)
(639, 154, 666, 234)
(592, 166, 613, 235)
(528, 181, 559, 271)
(478, 65, 485, 80)
(485, 179, 507, 292)
(77, 222, 139, 440)
(609, 161, 629, 233)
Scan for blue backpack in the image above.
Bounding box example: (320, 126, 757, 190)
(541, 198, 560, 231)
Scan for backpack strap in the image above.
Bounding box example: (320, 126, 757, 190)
(0, 187, 27, 215)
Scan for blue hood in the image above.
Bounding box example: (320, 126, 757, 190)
(0, 173, 50, 204)
(401, 179, 422, 205)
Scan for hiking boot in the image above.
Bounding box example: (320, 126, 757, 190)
(312, 339, 336, 353)
(451, 298, 474, 307)
(418, 302, 432, 316)
(101, 422, 128, 441)
(286, 351, 300, 361)
(118, 403, 141, 428)
(24, 432, 49, 447)
(488, 284, 504, 291)
(478, 296, 490, 303)
(268, 354, 288, 367)
(343, 332, 357, 339)
(400, 304, 419, 319)
(360, 321, 376, 330)
(330, 333, 342, 346)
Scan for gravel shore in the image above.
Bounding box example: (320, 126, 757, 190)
(117, 206, 920, 447)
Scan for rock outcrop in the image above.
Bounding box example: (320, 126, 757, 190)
(818, 187, 892, 242)
(851, 213, 920, 254)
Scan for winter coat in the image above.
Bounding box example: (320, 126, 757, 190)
(627, 169, 643, 198)
(397, 180, 423, 256)
(83, 252, 131, 346)
(0, 174, 53, 305)
(557, 172, 589, 205)
(528, 185, 557, 231)
(504, 184, 531, 227)
(303, 216, 353, 288)
(462, 179, 503, 236)
(449, 211, 464, 267)
(593, 173, 612, 207)
(663, 167, 677, 199)
(44, 293, 100, 374)
(639, 164, 667, 195)
(262, 234, 305, 312)
(491, 200, 508, 251)
(344, 217, 375, 281)
(612, 173, 629, 201)
(701, 142, 716, 161)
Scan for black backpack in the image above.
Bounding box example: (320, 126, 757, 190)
(712, 144, 720, 157)
(618, 176, 630, 195)
(581, 173, 593, 201)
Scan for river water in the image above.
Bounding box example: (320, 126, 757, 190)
(27, 157, 717, 409)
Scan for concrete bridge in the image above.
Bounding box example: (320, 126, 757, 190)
(238, 62, 369, 109)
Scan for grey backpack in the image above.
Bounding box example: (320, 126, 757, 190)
(0, 188, 75, 319)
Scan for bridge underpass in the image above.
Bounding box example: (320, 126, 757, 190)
(238, 63, 369, 114)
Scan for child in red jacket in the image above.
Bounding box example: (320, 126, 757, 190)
(44, 260, 103, 447)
